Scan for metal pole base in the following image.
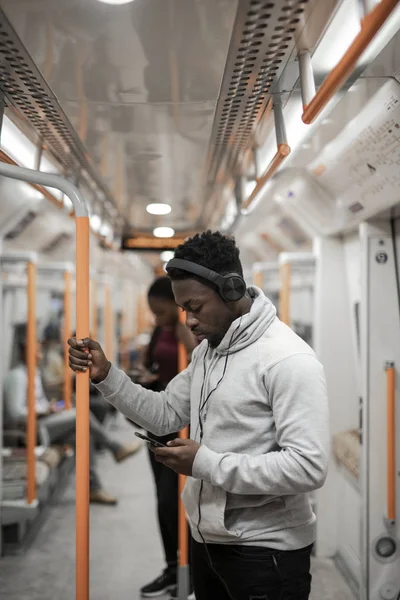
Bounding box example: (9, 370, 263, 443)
(177, 565, 190, 600)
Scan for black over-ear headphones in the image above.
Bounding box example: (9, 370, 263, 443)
(166, 258, 246, 302)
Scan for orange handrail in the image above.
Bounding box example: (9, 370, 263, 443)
(253, 270, 263, 288)
(178, 311, 189, 573)
(63, 270, 73, 410)
(0, 161, 90, 600)
(26, 261, 37, 504)
(279, 263, 290, 326)
(302, 0, 399, 124)
(137, 292, 146, 335)
(75, 217, 90, 600)
(242, 144, 291, 211)
(386, 362, 396, 523)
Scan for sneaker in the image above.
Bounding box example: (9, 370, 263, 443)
(89, 489, 118, 506)
(113, 440, 142, 463)
(140, 569, 176, 597)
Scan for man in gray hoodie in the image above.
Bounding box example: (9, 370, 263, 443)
(69, 231, 329, 600)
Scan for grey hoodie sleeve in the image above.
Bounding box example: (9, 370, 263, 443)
(192, 353, 330, 495)
(93, 362, 192, 436)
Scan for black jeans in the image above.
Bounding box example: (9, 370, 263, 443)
(191, 539, 312, 600)
(148, 432, 180, 570)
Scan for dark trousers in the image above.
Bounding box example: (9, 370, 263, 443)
(191, 539, 313, 600)
(148, 432, 180, 570)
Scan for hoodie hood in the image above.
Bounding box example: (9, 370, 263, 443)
(216, 286, 276, 355)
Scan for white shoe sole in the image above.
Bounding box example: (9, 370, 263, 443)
(141, 585, 176, 598)
(170, 592, 195, 600)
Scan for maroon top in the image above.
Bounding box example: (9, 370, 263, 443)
(152, 327, 178, 388)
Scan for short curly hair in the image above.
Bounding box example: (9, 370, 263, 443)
(166, 230, 243, 280)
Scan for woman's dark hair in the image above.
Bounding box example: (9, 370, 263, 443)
(147, 276, 175, 301)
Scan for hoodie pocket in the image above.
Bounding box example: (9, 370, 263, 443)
(224, 495, 288, 539)
(182, 479, 240, 539)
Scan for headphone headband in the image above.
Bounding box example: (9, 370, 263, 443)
(166, 258, 246, 302)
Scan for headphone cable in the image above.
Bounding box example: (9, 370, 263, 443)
(194, 319, 242, 599)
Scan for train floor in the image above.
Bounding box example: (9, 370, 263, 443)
(0, 415, 355, 600)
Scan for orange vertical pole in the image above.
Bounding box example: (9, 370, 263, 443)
(177, 311, 189, 596)
(26, 261, 37, 504)
(75, 216, 90, 600)
(0, 158, 90, 600)
(137, 292, 145, 335)
(253, 270, 263, 289)
(64, 270, 73, 410)
(386, 362, 396, 524)
(279, 263, 291, 326)
(91, 279, 98, 340)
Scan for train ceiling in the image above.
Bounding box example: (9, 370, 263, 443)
(0, 0, 342, 242)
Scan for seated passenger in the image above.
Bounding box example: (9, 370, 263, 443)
(41, 322, 64, 399)
(45, 325, 114, 427)
(4, 340, 141, 505)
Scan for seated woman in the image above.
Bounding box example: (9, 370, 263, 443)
(4, 340, 141, 505)
(41, 322, 65, 400)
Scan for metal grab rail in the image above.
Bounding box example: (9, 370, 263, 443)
(242, 144, 291, 212)
(279, 263, 291, 326)
(302, 0, 399, 124)
(385, 361, 396, 525)
(177, 310, 190, 600)
(0, 162, 90, 600)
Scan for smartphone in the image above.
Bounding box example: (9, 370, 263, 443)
(134, 432, 167, 448)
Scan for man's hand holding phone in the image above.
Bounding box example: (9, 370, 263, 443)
(152, 438, 201, 476)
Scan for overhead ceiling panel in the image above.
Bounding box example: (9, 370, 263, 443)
(202, 0, 340, 226)
(0, 0, 237, 235)
(0, 5, 120, 223)
(206, 0, 308, 182)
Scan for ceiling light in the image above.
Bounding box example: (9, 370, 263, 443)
(40, 155, 63, 200)
(96, 0, 135, 4)
(26, 188, 44, 202)
(160, 250, 175, 262)
(311, 0, 361, 75)
(90, 215, 102, 233)
(1, 116, 37, 168)
(64, 195, 73, 212)
(100, 223, 112, 238)
(146, 203, 172, 216)
(153, 227, 175, 238)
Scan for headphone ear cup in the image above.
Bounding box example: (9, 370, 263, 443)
(220, 275, 246, 302)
